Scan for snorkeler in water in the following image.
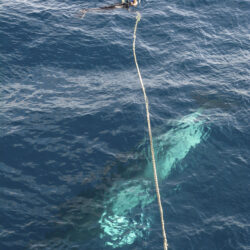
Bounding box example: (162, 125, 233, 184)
(80, 0, 138, 18)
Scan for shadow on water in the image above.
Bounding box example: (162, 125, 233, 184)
(29, 110, 210, 249)
(191, 92, 240, 111)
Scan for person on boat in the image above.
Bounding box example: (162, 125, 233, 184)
(80, 0, 138, 18)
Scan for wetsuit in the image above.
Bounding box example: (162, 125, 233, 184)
(99, 0, 132, 10)
(80, 0, 135, 18)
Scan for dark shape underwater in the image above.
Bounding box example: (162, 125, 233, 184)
(29, 111, 210, 249)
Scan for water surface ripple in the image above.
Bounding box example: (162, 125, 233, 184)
(0, 0, 249, 249)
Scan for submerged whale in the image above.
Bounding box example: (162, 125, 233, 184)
(30, 111, 210, 249)
(99, 111, 210, 248)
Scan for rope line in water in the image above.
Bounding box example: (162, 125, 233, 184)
(133, 12, 168, 250)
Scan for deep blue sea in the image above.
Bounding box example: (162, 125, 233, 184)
(0, 0, 249, 249)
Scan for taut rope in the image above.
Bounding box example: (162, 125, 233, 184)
(133, 12, 168, 250)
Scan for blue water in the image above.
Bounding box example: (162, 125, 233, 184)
(0, 0, 249, 249)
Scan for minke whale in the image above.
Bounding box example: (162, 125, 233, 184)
(30, 111, 210, 249)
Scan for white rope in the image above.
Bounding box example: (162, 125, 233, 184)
(133, 12, 168, 250)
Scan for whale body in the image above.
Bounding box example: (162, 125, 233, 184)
(99, 111, 210, 248)
(30, 111, 210, 249)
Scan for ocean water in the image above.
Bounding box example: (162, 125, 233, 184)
(0, 0, 249, 249)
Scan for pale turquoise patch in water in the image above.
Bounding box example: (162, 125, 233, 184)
(99, 111, 210, 248)
(145, 111, 210, 180)
(110, 180, 154, 215)
(99, 179, 153, 248)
